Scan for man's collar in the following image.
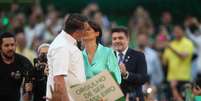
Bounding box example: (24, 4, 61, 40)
(116, 47, 128, 56)
(61, 30, 77, 45)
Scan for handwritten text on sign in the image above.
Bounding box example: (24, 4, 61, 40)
(70, 71, 123, 101)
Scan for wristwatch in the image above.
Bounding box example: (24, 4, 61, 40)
(123, 71, 129, 79)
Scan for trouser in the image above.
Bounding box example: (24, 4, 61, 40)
(127, 92, 144, 101)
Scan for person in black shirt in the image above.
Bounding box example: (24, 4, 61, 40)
(0, 32, 33, 101)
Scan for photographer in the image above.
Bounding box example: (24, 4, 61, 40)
(0, 32, 33, 101)
(33, 43, 49, 101)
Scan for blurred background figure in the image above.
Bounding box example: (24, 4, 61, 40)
(45, 5, 63, 42)
(82, 3, 111, 46)
(163, 25, 194, 101)
(160, 11, 173, 35)
(185, 16, 201, 80)
(24, 4, 46, 50)
(128, 6, 154, 48)
(136, 33, 163, 101)
(129, 6, 153, 35)
(15, 28, 36, 64)
(136, 33, 163, 86)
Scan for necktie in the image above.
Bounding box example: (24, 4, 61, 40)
(118, 52, 124, 64)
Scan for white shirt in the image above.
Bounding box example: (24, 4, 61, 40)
(46, 30, 86, 101)
(116, 47, 128, 62)
(186, 27, 201, 71)
(24, 22, 46, 48)
(144, 47, 163, 85)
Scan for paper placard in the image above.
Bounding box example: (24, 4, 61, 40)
(69, 71, 123, 101)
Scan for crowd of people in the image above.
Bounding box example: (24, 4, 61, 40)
(0, 1, 201, 101)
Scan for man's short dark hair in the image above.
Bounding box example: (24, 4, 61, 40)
(64, 13, 88, 34)
(0, 32, 15, 46)
(111, 27, 129, 38)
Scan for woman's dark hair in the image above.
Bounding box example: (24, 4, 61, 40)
(88, 20, 102, 44)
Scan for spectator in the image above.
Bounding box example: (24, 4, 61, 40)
(136, 33, 163, 86)
(128, 6, 153, 48)
(15, 28, 36, 64)
(45, 8, 63, 42)
(163, 25, 194, 101)
(136, 33, 164, 101)
(160, 11, 173, 35)
(82, 3, 111, 46)
(185, 17, 201, 79)
(24, 10, 46, 49)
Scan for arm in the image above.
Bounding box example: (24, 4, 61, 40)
(184, 18, 201, 45)
(168, 42, 193, 59)
(107, 50, 122, 84)
(186, 28, 197, 42)
(23, 82, 33, 101)
(21, 56, 34, 101)
(126, 53, 148, 85)
(51, 47, 70, 101)
(52, 75, 69, 101)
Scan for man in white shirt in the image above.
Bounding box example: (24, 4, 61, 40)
(46, 14, 89, 101)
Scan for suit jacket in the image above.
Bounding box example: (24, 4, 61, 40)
(115, 48, 148, 101)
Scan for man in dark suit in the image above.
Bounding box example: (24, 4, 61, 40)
(111, 27, 148, 101)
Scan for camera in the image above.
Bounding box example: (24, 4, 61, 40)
(189, 24, 199, 33)
(193, 73, 201, 89)
(33, 53, 48, 77)
(34, 53, 47, 71)
(38, 53, 47, 63)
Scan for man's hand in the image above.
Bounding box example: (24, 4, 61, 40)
(23, 82, 33, 101)
(44, 64, 49, 76)
(179, 52, 189, 59)
(192, 17, 200, 27)
(119, 63, 127, 76)
(25, 82, 33, 92)
(193, 86, 201, 95)
(168, 46, 189, 59)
